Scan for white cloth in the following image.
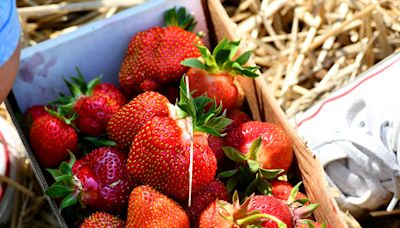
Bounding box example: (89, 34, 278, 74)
(0, 0, 21, 66)
(294, 52, 400, 218)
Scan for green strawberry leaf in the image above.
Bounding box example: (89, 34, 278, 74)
(223, 147, 247, 163)
(249, 137, 262, 160)
(245, 174, 259, 196)
(226, 176, 239, 194)
(59, 192, 78, 211)
(218, 169, 238, 178)
(47, 168, 63, 180)
(288, 181, 302, 203)
(257, 178, 272, 195)
(45, 185, 73, 198)
(248, 160, 260, 173)
(296, 198, 310, 204)
(181, 58, 205, 70)
(215, 49, 231, 67)
(54, 174, 73, 184)
(235, 50, 252, 65)
(59, 162, 72, 175)
(259, 168, 284, 179)
(84, 136, 117, 148)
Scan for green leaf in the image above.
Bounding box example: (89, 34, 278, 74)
(259, 168, 284, 179)
(218, 169, 238, 178)
(215, 49, 231, 67)
(86, 76, 102, 95)
(245, 174, 259, 196)
(289, 181, 302, 203)
(59, 162, 72, 175)
(235, 50, 252, 65)
(257, 178, 272, 195)
(248, 159, 260, 173)
(59, 193, 78, 211)
(67, 151, 76, 168)
(296, 198, 310, 204)
(226, 176, 239, 194)
(249, 137, 262, 160)
(45, 185, 73, 198)
(55, 174, 73, 184)
(47, 169, 63, 180)
(223, 147, 247, 163)
(181, 58, 205, 69)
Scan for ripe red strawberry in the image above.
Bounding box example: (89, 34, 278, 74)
(54, 69, 122, 136)
(93, 83, 127, 106)
(184, 179, 228, 223)
(198, 193, 289, 228)
(119, 7, 203, 97)
(107, 91, 171, 148)
(182, 39, 259, 111)
(225, 109, 251, 133)
(225, 121, 293, 172)
(74, 93, 120, 136)
(46, 147, 134, 214)
(271, 180, 308, 202)
(198, 200, 235, 228)
(30, 114, 78, 168)
(249, 195, 293, 228)
(80, 212, 125, 228)
(127, 185, 190, 228)
(23, 105, 51, 125)
(127, 78, 230, 202)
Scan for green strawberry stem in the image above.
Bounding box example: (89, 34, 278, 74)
(181, 38, 260, 78)
(177, 76, 232, 137)
(164, 7, 197, 32)
(236, 213, 287, 228)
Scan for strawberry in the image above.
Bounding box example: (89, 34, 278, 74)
(54, 69, 122, 136)
(107, 91, 171, 148)
(271, 180, 308, 202)
(225, 121, 293, 172)
(46, 147, 134, 214)
(80, 212, 125, 228)
(225, 109, 251, 133)
(219, 121, 293, 197)
(248, 195, 293, 228)
(198, 192, 289, 228)
(198, 200, 235, 228)
(93, 83, 127, 106)
(127, 185, 190, 228)
(29, 111, 78, 168)
(181, 39, 259, 111)
(184, 179, 228, 224)
(119, 7, 203, 97)
(23, 105, 51, 126)
(74, 93, 121, 136)
(127, 78, 231, 202)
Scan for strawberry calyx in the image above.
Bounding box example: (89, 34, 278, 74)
(216, 192, 287, 228)
(163, 7, 197, 32)
(46, 106, 77, 126)
(218, 137, 284, 196)
(52, 68, 102, 112)
(181, 38, 260, 78)
(176, 76, 232, 137)
(45, 152, 80, 211)
(45, 152, 95, 211)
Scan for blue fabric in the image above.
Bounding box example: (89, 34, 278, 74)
(0, 0, 21, 66)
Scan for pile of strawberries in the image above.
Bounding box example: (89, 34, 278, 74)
(23, 7, 331, 228)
